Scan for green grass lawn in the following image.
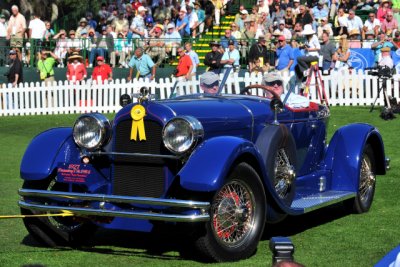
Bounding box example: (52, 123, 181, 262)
(0, 106, 399, 267)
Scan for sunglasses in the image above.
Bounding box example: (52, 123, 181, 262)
(265, 80, 283, 87)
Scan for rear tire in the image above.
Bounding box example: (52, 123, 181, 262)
(21, 178, 97, 247)
(195, 163, 266, 262)
(346, 144, 376, 213)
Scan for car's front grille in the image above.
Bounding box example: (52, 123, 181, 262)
(113, 119, 166, 198)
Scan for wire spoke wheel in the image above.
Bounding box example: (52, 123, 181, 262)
(212, 180, 254, 247)
(195, 163, 266, 262)
(359, 151, 376, 206)
(345, 144, 376, 213)
(274, 148, 295, 200)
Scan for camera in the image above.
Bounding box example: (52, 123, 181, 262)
(367, 65, 393, 79)
(300, 44, 309, 49)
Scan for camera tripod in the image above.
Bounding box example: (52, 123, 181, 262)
(370, 76, 391, 112)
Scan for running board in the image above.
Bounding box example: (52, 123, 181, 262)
(291, 191, 356, 213)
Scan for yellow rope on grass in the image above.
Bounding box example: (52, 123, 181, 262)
(0, 210, 74, 219)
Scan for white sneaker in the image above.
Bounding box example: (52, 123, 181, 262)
(89, 64, 93, 68)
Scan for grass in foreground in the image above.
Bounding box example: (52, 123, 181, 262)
(0, 106, 399, 267)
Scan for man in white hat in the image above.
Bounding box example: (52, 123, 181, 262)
(176, 8, 190, 38)
(312, 0, 328, 21)
(130, 6, 147, 39)
(277, 19, 292, 40)
(295, 24, 320, 82)
(262, 72, 309, 108)
(164, 23, 181, 59)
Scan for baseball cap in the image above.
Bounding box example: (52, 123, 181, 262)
(209, 40, 221, 46)
(200, 72, 219, 87)
(262, 72, 283, 86)
(279, 19, 285, 25)
(167, 23, 175, 29)
(138, 6, 147, 12)
(97, 56, 104, 61)
(278, 35, 286, 41)
(228, 40, 235, 46)
(240, 10, 248, 15)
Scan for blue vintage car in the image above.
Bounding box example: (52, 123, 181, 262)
(18, 84, 387, 262)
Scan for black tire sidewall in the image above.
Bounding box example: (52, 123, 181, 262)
(199, 162, 266, 262)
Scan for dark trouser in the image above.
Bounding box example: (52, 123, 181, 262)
(295, 55, 319, 79)
(0, 37, 8, 66)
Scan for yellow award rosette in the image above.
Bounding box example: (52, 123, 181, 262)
(130, 104, 146, 141)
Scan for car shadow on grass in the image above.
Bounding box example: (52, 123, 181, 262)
(20, 203, 352, 262)
(262, 203, 352, 239)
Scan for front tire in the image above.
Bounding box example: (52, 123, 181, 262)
(21, 178, 97, 247)
(195, 163, 266, 262)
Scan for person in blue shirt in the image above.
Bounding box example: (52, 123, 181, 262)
(176, 9, 191, 38)
(185, 42, 200, 77)
(220, 29, 237, 50)
(127, 47, 157, 81)
(275, 35, 294, 72)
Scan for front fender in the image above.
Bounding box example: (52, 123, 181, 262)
(20, 127, 81, 180)
(322, 123, 386, 191)
(178, 136, 264, 192)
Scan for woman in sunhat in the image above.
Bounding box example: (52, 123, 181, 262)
(66, 52, 87, 83)
(295, 24, 320, 83)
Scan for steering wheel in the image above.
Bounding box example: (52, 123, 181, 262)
(240, 84, 283, 111)
(240, 84, 281, 99)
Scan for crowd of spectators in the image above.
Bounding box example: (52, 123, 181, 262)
(0, 0, 399, 85)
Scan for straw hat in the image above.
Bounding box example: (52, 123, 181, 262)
(68, 52, 83, 62)
(349, 29, 360, 36)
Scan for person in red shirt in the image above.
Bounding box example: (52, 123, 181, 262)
(175, 46, 193, 80)
(91, 56, 112, 84)
(66, 52, 87, 83)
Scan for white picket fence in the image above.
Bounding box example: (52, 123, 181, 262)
(1, 69, 399, 116)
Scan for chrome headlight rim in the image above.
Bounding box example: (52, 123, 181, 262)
(162, 116, 204, 155)
(73, 113, 112, 151)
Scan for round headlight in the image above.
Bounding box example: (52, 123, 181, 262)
(163, 116, 204, 155)
(73, 114, 111, 151)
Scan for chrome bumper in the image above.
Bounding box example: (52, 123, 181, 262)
(18, 189, 210, 222)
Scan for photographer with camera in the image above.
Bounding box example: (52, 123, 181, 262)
(37, 50, 60, 85)
(371, 31, 398, 66)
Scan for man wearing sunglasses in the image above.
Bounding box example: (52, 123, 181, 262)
(262, 72, 309, 108)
